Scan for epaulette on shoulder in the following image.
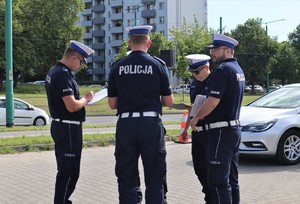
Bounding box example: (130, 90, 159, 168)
(152, 56, 166, 65)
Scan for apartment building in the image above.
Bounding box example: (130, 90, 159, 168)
(79, 0, 207, 81)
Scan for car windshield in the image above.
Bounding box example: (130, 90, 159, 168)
(248, 86, 300, 108)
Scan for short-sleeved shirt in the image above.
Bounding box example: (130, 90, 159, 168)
(189, 75, 211, 104)
(108, 51, 172, 115)
(205, 58, 245, 123)
(45, 62, 85, 121)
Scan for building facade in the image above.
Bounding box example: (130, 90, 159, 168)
(79, 0, 207, 81)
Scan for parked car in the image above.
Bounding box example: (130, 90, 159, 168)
(244, 85, 251, 93)
(172, 84, 191, 94)
(254, 85, 263, 93)
(33, 80, 45, 85)
(239, 83, 300, 164)
(0, 97, 49, 126)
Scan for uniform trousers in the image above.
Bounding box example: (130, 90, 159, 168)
(207, 126, 240, 204)
(191, 130, 211, 203)
(51, 121, 83, 204)
(115, 117, 166, 204)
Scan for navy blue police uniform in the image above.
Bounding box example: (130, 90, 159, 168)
(186, 53, 212, 203)
(190, 77, 212, 203)
(45, 62, 84, 204)
(205, 33, 245, 204)
(108, 49, 172, 204)
(45, 40, 94, 204)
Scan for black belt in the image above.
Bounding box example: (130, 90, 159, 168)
(53, 118, 83, 125)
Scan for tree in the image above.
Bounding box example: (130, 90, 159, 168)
(231, 18, 279, 90)
(270, 42, 299, 85)
(169, 17, 212, 82)
(114, 31, 172, 61)
(0, 0, 85, 89)
(20, 0, 85, 81)
(0, 0, 24, 90)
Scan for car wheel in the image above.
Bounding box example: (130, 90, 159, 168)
(276, 130, 300, 165)
(34, 117, 46, 126)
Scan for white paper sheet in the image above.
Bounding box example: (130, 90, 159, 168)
(190, 94, 206, 117)
(87, 88, 108, 105)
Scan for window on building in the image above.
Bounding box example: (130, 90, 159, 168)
(160, 30, 165, 36)
(127, 20, 131, 26)
(159, 2, 164, 10)
(86, 15, 92, 21)
(127, 6, 130, 12)
(85, 3, 92, 9)
(108, 49, 111, 55)
(159, 16, 164, 24)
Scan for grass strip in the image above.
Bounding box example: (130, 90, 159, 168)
(0, 129, 181, 154)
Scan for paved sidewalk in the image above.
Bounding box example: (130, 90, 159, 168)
(1, 142, 300, 204)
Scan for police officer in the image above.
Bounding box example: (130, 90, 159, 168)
(107, 25, 173, 204)
(45, 40, 95, 204)
(182, 54, 212, 203)
(190, 34, 245, 204)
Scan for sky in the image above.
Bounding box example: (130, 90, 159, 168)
(207, 0, 300, 42)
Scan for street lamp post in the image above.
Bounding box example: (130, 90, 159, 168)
(263, 18, 285, 93)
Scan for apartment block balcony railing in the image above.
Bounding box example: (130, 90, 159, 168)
(93, 5, 105, 12)
(110, 0, 123, 7)
(141, 9, 156, 18)
(110, 40, 123, 47)
(93, 17, 105, 25)
(110, 13, 123, 20)
(110, 26, 123, 34)
(82, 8, 92, 15)
(93, 55, 105, 62)
(141, 0, 156, 4)
(92, 43, 105, 50)
(93, 30, 105, 37)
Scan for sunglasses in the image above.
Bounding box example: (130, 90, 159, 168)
(76, 56, 86, 65)
(191, 65, 206, 75)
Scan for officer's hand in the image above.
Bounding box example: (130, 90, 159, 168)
(84, 91, 94, 102)
(182, 129, 188, 140)
(190, 118, 198, 132)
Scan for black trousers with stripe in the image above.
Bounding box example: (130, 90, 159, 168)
(51, 121, 83, 204)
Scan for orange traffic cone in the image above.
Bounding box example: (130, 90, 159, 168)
(175, 111, 191, 144)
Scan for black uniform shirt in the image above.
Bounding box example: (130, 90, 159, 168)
(189, 75, 211, 103)
(205, 58, 245, 123)
(45, 62, 85, 121)
(108, 51, 172, 115)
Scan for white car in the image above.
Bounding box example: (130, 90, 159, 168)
(172, 84, 191, 94)
(0, 97, 49, 126)
(239, 83, 300, 164)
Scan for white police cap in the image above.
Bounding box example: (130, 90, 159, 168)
(69, 40, 94, 58)
(208, 33, 238, 49)
(125, 25, 153, 35)
(186, 54, 211, 72)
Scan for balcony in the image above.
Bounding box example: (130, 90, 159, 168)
(93, 55, 105, 62)
(141, 0, 156, 4)
(92, 43, 105, 50)
(84, 0, 92, 3)
(110, 0, 123, 7)
(110, 40, 123, 47)
(93, 67, 105, 75)
(110, 26, 123, 34)
(83, 32, 93, 39)
(141, 9, 156, 18)
(86, 56, 93, 63)
(93, 30, 105, 37)
(81, 20, 92, 27)
(81, 8, 92, 15)
(110, 13, 123, 20)
(93, 5, 105, 12)
(93, 17, 105, 25)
